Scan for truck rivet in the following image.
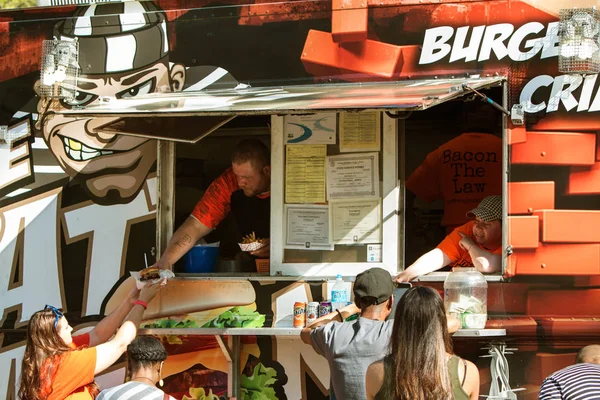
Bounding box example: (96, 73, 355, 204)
(528, 207, 533, 213)
(541, 263, 546, 268)
(541, 151, 546, 157)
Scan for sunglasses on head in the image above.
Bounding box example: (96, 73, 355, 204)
(44, 305, 64, 329)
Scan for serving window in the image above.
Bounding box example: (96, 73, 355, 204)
(270, 111, 400, 277)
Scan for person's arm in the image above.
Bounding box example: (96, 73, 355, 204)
(155, 217, 212, 270)
(447, 314, 460, 334)
(93, 282, 163, 374)
(88, 286, 140, 347)
(458, 232, 501, 273)
(461, 359, 480, 400)
(300, 303, 360, 345)
(538, 376, 562, 400)
(394, 248, 451, 282)
(365, 361, 385, 400)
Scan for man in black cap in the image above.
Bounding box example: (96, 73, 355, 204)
(396, 195, 503, 282)
(301, 267, 396, 400)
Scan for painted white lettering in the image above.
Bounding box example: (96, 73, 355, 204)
(62, 177, 156, 316)
(0, 188, 63, 325)
(507, 22, 545, 61)
(0, 344, 25, 399)
(547, 75, 583, 112)
(419, 26, 454, 64)
(520, 75, 554, 113)
(449, 26, 485, 63)
(478, 23, 514, 61)
(0, 120, 32, 195)
(540, 22, 560, 59)
(578, 75, 598, 112)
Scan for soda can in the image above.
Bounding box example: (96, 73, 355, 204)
(306, 302, 319, 325)
(293, 302, 307, 328)
(319, 301, 332, 318)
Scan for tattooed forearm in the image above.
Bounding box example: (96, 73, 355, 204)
(174, 234, 192, 249)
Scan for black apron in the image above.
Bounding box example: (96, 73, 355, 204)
(230, 190, 270, 244)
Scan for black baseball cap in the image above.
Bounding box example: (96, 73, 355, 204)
(353, 267, 394, 305)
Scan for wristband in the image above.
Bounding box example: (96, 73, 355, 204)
(134, 300, 148, 309)
(337, 309, 344, 322)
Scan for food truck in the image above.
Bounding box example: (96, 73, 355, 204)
(1, 0, 599, 398)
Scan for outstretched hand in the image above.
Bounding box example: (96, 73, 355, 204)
(458, 232, 476, 252)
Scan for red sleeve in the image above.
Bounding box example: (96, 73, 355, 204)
(437, 222, 473, 262)
(406, 149, 442, 203)
(71, 333, 90, 349)
(191, 168, 239, 229)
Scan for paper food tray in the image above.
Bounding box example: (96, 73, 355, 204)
(130, 269, 175, 289)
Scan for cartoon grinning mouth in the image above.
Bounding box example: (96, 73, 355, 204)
(60, 136, 121, 161)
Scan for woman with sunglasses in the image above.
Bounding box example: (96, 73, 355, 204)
(365, 286, 480, 400)
(18, 281, 164, 400)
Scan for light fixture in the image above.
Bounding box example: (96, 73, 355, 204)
(39, 37, 79, 99)
(558, 7, 600, 74)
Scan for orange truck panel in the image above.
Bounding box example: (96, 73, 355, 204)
(301, 30, 404, 79)
(535, 210, 600, 243)
(507, 181, 555, 215)
(508, 216, 539, 249)
(511, 131, 596, 166)
(332, 0, 368, 42)
(507, 126, 527, 145)
(569, 161, 600, 195)
(514, 244, 600, 275)
(528, 290, 600, 316)
(525, 352, 577, 385)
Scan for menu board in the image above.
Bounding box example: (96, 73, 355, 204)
(284, 205, 333, 250)
(326, 152, 379, 199)
(285, 145, 327, 203)
(329, 198, 382, 244)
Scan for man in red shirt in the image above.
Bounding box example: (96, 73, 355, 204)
(395, 195, 502, 282)
(155, 139, 271, 270)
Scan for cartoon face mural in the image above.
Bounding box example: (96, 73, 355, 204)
(35, 1, 185, 205)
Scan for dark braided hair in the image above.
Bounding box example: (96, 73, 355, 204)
(126, 336, 167, 375)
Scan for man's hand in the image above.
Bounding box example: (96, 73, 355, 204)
(250, 243, 270, 258)
(152, 258, 172, 271)
(458, 232, 476, 252)
(394, 270, 413, 283)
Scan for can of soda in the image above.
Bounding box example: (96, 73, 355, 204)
(306, 302, 319, 325)
(319, 301, 332, 318)
(293, 302, 307, 328)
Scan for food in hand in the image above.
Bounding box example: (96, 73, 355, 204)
(239, 232, 268, 252)
(139, 267, 161, 281)
(240, 231, 266, 244)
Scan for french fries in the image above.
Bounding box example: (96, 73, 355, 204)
(241, 231, 265, 244)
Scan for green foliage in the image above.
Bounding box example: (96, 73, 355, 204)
(0, 0, 37, 10)
(241, 363, 279, 400)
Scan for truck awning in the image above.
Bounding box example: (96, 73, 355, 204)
(57, 75, 505, 143)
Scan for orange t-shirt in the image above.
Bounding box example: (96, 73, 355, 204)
(437, 221, 502, 269)
(191, 168, 269, 229)
(406, 133, 502, 230)
(44, 333, 97, 400)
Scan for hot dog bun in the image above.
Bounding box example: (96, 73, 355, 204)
(105, 277, 256, 320)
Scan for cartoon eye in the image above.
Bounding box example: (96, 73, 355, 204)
(60, 90, 98, 108)
(116, 78, 155, 99)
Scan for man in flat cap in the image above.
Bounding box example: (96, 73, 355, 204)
(396, 195, 502, 282)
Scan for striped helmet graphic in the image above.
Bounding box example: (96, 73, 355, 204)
(54, 1, 169, 74)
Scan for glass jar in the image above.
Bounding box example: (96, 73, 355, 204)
(444, 267, 488, 329)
